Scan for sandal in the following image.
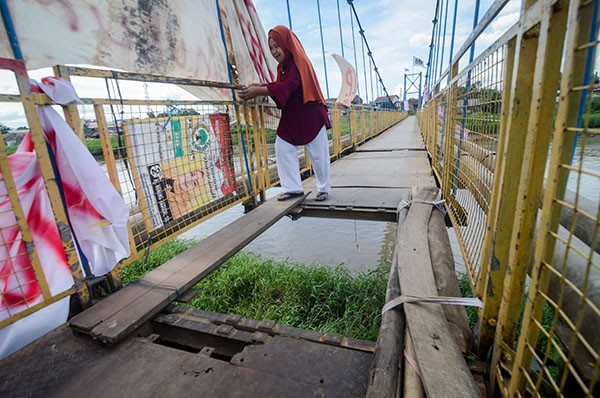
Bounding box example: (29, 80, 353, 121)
(315, 192, 328, 202)
(277, 191, 304, 201)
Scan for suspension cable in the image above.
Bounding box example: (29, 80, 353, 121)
(215, 0, 253, 193)
(347, 0, 394, 107)
(361, 34, 368, 104)
(439, 0, 450, 78)
(316, 0, 330, 99)
(349, 3, 360, 99)
(424, 0, 441, 103)
(285, 0, 293, 30)
(336, 0, 345, 57)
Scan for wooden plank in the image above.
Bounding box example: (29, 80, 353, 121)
(358, 116, 425, 151)
(396, 187, 480, 397)
(301, 187, 410, 209)
(69, 194, 308, 341)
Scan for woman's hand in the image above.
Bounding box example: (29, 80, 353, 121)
(238, 83, 269, 101)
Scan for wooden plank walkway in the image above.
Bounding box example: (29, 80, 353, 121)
(300, 116, 435, 221)
(0, 116, 479, 397)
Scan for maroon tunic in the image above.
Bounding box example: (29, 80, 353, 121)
(267, 59, 331, 146)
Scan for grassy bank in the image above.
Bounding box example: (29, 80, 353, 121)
(120, 238, 388, 341)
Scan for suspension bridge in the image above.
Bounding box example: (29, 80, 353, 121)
(0, 0, 599, 397)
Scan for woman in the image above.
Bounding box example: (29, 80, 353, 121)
(238, 25, 331, 201)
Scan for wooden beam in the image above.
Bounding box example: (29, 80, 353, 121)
(396, 187, 480, 397)
(69, 194, 308, 343)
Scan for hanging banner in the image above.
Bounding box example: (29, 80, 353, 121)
(125, 113, 237, 229)
(331, 53, 358, 106)
(0, 0, 276, 99)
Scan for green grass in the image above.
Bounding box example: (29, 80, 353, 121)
(86, 136, 120, 157)
(119, 238, 388, 341)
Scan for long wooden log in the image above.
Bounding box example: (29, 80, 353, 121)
(366, 190, 412, 398)
(396, 187, 480, 397)
(428, 209, 475, 354)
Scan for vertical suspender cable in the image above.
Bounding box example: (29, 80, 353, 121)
(448, 0, 459, 81)
(215, 0, 253, 193)
(454, 0, 481, 194)
(336, 0, 345, 58)
(286, 0, 293, 30)
(361, 34, 368, 104)
(347, 1, 394, 106)
(0, 0, 23, 60)
(369, 57, 374, 104)
(438, 0, 450, 78)
(424, 0, 441, 103)
(433, 0, 444, 84)
(573, 0, 600, 160)
(316, 0, 330, 99)
(349, 2, 360, 99)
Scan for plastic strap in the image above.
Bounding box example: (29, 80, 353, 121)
(382, 294, 482, 315)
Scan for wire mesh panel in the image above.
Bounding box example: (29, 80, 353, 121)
(506, 0, 600, 395)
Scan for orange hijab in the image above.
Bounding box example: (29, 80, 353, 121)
(269, 25, 327, 106)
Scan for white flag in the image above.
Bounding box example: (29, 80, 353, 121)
(413, 56, 425, 67)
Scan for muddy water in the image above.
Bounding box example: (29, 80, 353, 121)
(180, 188, 467, 275)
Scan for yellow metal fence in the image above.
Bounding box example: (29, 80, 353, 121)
(420, 0, 599, 395)
(0, 61, 403, 329)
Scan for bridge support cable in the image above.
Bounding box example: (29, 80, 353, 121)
(439, 0, 451, 78)
(285, 0, 293, 30)
(336, 0, 345, 58)
(316, 0, 330, 99)
(347, 0, 394, 107)
(424, 0, 441, 103)
(349, 2, 360, 99)
(215, 0, 253, 193)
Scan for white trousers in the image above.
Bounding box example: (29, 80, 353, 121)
(275, 125, 330, 194)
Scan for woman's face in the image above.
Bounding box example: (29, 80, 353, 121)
(269, 37, 285, 63)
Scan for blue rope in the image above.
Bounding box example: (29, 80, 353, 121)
(0, 0, 23, 60)
(286, 0, 293, 30)
(337, 0, 345, 58)
(317, 0, 330, 99)
(215, 0, 253, 193)
(439, 0, 450, 77)
(572, 0, 600, 162)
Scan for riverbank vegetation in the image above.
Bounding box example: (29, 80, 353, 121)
(120, 238, 388, 341)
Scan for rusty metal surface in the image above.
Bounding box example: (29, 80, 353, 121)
(1, 306, 374, 397)
(231, 336, 372, 397)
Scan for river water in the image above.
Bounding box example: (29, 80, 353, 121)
(103, 140, 597, 277)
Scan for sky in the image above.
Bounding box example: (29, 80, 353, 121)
(253, 0, 521, 103)
(0, 0, 522, 128)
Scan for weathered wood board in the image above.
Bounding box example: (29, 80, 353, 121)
(69, 194, 308, 343)
(396, 187, 480, 397)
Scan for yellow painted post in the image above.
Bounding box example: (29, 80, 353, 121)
(52, 66, 85, 142)
(235, 105, 249, 195)
(350, 106, 357, 148)
(0, 135, 52, 301)
(332, 103, 341, 157)
(14, 62, 89, 305)
(476, 38, 516, 346)
(361, 106, 366, 144)
(243, 105, 257, 196)
(509, 0, 590, 393)
(258, 105, 270, 189)
(490, 0, 567, 388)
(250, 105, 264, 194)
(94, 104, 121, 192)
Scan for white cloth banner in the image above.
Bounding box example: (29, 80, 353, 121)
(0, 0, 276, 99)
(0, 77, 130, 359)
(331, 53, 357, 106)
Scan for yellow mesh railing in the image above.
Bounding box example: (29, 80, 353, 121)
(420, 0, 599, 395)
(0, 61, 404, 329)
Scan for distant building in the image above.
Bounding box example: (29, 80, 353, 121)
(372, 95, 401, 109)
